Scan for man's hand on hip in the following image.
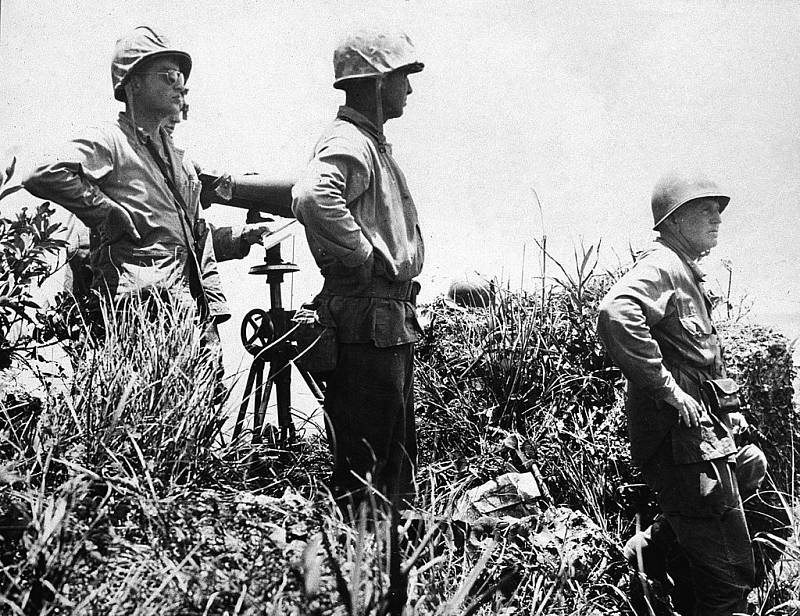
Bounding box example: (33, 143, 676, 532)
(672, 388, 706, 428)
(100, 203, 141, 246)
(355, 251, 375, 285)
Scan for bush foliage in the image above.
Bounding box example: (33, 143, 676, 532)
(0, 159, 67, 369)
(721, 320, 799, 489)
(1, 205, 797, 615)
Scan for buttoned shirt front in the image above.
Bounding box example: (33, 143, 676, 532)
(23, 113, 228, 319)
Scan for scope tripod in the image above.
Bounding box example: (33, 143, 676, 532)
(232, 224, 325, 446)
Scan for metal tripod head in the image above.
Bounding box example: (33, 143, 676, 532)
(235, 216, 300, 445)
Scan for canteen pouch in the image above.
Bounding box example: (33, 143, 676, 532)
(701, 378, 741, 416)
(293, 303, 338, 373)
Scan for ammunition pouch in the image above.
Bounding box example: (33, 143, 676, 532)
(293, 303, 338, 373)
(701, 378, 741, 416)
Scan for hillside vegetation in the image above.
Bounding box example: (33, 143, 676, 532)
(1, 164, 798, 615)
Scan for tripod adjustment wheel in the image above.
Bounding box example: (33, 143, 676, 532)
(241, 309, 274, 356)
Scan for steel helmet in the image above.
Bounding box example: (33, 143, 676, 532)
(651, 171, 730, 230)
(333, 29, 424, 89)
(447, 278, 495, 308)
(112, 26, 192, 102)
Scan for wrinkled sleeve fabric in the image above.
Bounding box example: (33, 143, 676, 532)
(597, 261, 682, 407)
(292, 137, 373, 268)
(209, 224, 248, 262)
(180, 161, 229, 323)
(22, 128, 119, 229)
(197, 221, 230, 322)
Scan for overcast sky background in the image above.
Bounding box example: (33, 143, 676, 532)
(2, 0, 800, 388)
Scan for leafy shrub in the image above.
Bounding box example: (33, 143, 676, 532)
(0, 158, 67, 369)
(415, 246, 638, 529)
(720, 320, 799, 490)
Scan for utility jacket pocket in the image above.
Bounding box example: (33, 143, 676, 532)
(678, 313, 713, 337)
(674, 297, 719, 366)
(647, 458, 740, 518)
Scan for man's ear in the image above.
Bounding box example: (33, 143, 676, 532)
(656, 213, 679, 237)
(128, 74, 143, 93)
(666, 212, 681, 229)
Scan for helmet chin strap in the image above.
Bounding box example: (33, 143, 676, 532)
(374, 76, 384, 134)
(124, 83, 150, 145)
(373, 75, 388, 153)
(669, 217, 709, 259)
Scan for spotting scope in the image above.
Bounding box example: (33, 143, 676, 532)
(199, 172, 296, 219)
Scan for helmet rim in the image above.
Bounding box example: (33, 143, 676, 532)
(651, 172, 731, 230)
(652, 192, 730, 230)
(113, 50, 192, 101)
(333, 61, 424, 89)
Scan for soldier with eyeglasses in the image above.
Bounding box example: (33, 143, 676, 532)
(24, 26, 230, 342)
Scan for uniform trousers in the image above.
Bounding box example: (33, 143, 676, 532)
(323, 341, 416, 512)
(638, 447, 757, 616)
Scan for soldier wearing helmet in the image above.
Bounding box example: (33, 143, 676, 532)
(292, 29, 425, 514)
(597, 172, 758, 614)
(23, 26, 229, 341)
(163, 96, 277, 261)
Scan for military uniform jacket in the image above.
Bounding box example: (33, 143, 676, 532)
(292, 106, 424, 347)
(597, 236, 737, 466)
(23, 113, 229, 320)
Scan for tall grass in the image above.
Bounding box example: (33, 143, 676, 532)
(1, 241, 797, 614)
(416, 243, 635, 522)
(67, 290, 227, 489)
(1, 290, 230, 613)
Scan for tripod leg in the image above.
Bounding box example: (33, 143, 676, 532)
(253, 371, 273, 445)
(272, 361, 295, 444)
(298, 368, 326, 404)
(234, 359, 261, 440)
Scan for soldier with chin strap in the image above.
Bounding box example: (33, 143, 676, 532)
(24, 26, 230, 341)
(292, 29, 425, 514)
(597, 172, 762, 616)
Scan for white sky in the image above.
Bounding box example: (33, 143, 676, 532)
(2, 0, 800, 379)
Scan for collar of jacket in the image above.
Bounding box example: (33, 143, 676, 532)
(337, 106, 388, 147)
(655, 235, 707, 282)
(117, 112, 186, 176)
(118, 111, 153, 144)
(117, 113, 181, 151)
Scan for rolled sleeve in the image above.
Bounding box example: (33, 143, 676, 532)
(210, 224, 249, 262)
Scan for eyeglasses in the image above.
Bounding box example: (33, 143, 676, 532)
(141, 69, 185, 87)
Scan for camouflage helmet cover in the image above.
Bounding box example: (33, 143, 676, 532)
(447, 277, 495, 308)
(333, 29, 424, 89)
(112, 26, 192, 102)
